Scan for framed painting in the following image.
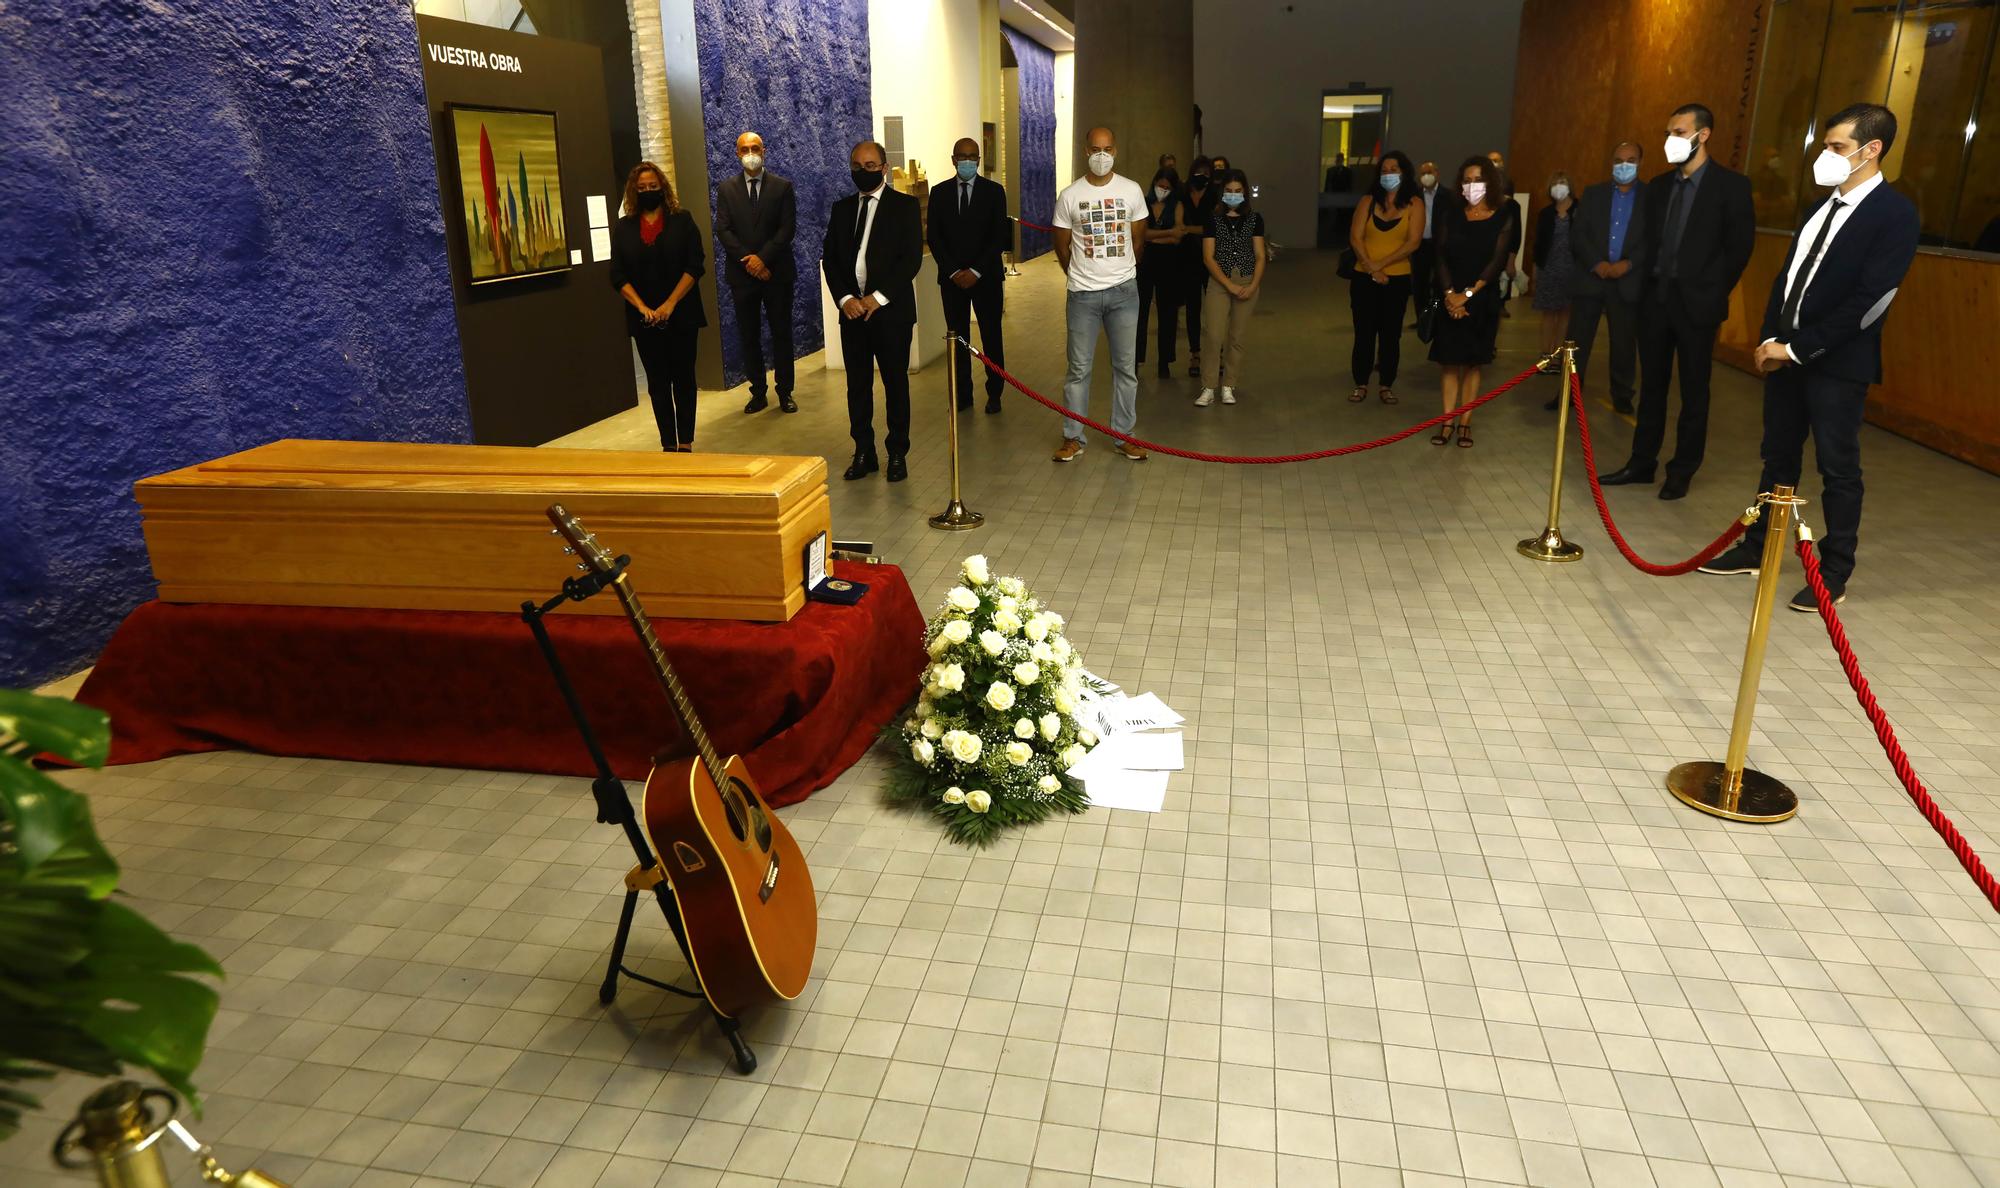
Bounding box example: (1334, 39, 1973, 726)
(448, 105, 570, 285)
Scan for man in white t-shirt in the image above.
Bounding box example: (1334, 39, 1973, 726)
(1050, 126, 1149, 462)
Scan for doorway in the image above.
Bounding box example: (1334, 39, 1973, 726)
(1317, 90, 1389, 248)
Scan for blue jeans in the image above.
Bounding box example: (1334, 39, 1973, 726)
(1062, 279, 1139, 443)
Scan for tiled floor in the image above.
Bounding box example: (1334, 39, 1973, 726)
(15, 250, 2000, 1187)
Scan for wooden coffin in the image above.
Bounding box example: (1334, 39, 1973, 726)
(135, 440, 831, 621)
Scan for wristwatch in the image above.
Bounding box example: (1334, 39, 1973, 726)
(1461, 286, 1477, 297)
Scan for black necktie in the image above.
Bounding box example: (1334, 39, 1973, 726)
(961, 181, 969, 213)
(750, 178, 759, 206)
(1782, 198, 1842, 330)
(854, 195, 871, 240)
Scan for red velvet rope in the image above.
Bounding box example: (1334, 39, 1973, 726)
(1795, 535, 2000, 913)
(962, 341, 1539, 464)
(1567, 372, 1751, 575)
(1010, 216, 1056, 233)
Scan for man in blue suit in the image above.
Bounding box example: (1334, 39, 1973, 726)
(1698, 103, 1920, 610)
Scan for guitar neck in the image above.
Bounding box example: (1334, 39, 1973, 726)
(611, 574, 726, 781)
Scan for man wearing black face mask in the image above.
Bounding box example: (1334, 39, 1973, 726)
(822, 140, 923, 482)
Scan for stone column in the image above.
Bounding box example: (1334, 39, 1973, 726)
(1070, 0, 1193, 181)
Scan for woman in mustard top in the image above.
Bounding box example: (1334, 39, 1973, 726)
(1347, 150, 1424, 405)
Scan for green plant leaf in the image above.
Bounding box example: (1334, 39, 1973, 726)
(0, 690, 109, 768)
(0, 757, 98, 872)
(87, 900, 225, 979)
(0, 882, 99, 982)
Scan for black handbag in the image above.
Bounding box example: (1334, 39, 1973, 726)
(1414, 296, 1441, 343)
(1336, 247, 1360, 280)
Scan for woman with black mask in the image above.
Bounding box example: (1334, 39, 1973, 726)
(1182, 162, 1218, 376)
(1135, 168, 1189, 378)
(609, 162, 707, 451)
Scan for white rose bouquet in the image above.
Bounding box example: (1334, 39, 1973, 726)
(887, 554, 1099, 845)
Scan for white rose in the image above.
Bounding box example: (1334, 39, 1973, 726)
(1079, 728, 1097, 747)
(911, 738, 935, 765)
(1053, 637, 1072, 658)
(1038, 775, 1061, 794)
(1005, 740, 1033, 766)
(1045, 612, 1065, 630)
(1013, 660, 1040, 685)
(1053, 688, 1076, 714)
(1061, 744, 1085, 769)
(942, 619, 973, 645)
(942, 786, 966, 805)
(997, 576, 1024, 597)
(979, 630, 1007, 657)
(935, 663, 966, 692)
(921, 718, 943, 740)
(1031, 641, 1055, 663)
(1024, 614, 1050, 643)
(1014, 717, 1037, 739)
(985, 682, 1016, 712)
(1040, 713, 1061, 741)
(965, 789, 991, 813)
(928, 635, 951, 658)
(946, 586, 980, 612)
(962, 554, 990, 585)
(992, 609, 1023, 636)
(916, 698, 935, 719)
(942, 730, 982, 763)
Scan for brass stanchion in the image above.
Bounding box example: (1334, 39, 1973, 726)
(928, 334, 984, 532)
(1517, 340, 1584, 563)
(1666, 485, 1802, 823)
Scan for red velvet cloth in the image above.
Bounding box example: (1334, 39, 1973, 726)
(77, 562, 925, 807)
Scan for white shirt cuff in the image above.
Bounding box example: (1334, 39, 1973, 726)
(838, 294, 856, 307)
(967, 269, 980, 279)
(871, 291, 890, 307)
(1760, 337, 1799, 363)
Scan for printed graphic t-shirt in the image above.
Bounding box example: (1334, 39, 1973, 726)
(1052, 173, 1148, 293)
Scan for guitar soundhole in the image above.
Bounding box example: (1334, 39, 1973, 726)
(721, 778, 773, 851)
(719, 781, 749, 843)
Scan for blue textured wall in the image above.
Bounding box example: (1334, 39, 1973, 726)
(0, 1, 469, 688)
(693, 0, 872, 386)
(1005, 28, 1055, 261)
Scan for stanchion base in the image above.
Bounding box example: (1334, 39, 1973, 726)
(1517, 529, 1584, 563)
(928, 502, 985, 532)
(1666, 761, 1798, 823)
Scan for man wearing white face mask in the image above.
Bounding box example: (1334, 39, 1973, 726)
(1698, 103, 1918, 611)
(1050, 126, 1150, 463)
(715, 131, 798, 414)
(1600, 103, 1755, 501)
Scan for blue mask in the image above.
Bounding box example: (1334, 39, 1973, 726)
(1379, 173, 1402, 192)
(955, 159, 978, 182)
(1611, 162, 1638, 185)
(1221, 192, 1245, 208)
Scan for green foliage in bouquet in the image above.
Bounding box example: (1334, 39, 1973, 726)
(0, 690, 222, 1141)
(884, 556, 1103, 846)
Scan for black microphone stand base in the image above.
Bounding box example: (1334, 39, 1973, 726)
(521, 565, 757, 1075)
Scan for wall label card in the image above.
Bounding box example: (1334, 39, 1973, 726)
(586, 194, 610, 227)
(589, 225, 612, 262)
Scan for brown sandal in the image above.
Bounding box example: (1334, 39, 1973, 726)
(1379, 388, 1398, 405)
(1431, 419, 1454, 446)
(1349, 387, 1368, 403)
(1456, 423, 1474, 448)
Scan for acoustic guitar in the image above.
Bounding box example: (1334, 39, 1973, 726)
(547, 505, 817, 1017)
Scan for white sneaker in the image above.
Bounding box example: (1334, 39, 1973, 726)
(1221, 387, 1237, 405)
(1194, 388, 1215, 407)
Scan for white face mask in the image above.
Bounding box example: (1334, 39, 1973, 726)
(1153, 185, 1170, 200)
(1419, 173, 1437, 188)
(1550, 183, 1570, 201)
(1812, 146, 1865, 188)
(741, 153, 763, 172)
(1664, 133, 1696, 165)
(1462, 182, 1486, 206)
(1088, 151, 1115, 178)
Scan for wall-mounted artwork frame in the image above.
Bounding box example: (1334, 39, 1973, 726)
(448, 103, 570, 285)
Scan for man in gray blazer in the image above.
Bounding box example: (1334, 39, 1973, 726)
(1563, 141, 1648, 414)
(715, 131, 798, 414)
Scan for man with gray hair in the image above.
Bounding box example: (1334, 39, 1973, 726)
(1559, 140, 1648, 414)
(1050, 125, 1149, 463)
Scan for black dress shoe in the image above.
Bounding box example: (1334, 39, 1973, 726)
(956, 398, 973, 411)
(841, 452, 878, 481)
(886, 456, 907, 482)
(1698, 542, 1762, 576)
(1658, 477, 1690, 501)
(779, 394, 798, 414)
(985, 394, 1002, 414)
(1598, 465, 1655, 486)
(744, 394, 768, 414)
(1612, 398, 1634, 415)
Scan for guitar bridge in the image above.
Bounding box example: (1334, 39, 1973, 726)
(759, 853, 780, 903)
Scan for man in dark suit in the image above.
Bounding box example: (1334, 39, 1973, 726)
(927, 136, 1010, 414)
(715, 131, 798, 413)
(1698, 103, 1919, 610)
(1561, 141, 1648, 414)
(1601, 103, 1756, 500)
(822, 140, 923, 482)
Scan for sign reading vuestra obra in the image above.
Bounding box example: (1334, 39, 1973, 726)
(426, 43, 525, 74)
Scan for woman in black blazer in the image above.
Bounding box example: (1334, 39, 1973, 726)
(608, 162, 707, 452)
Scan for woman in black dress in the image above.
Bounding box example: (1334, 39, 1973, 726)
(608, 162, 707, 452)
(1428, 156, 1519, 448)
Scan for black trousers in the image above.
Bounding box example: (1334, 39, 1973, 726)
(1566, 291, 1639, 407)
(1629, 284, 1719, 480)
(1410, 239, 1437, 317)
(940, 279, 1004, 402)
(840, 314, 913, 457)
(1135, 257, 1181, 366)
(635, 325, 699, 450)
(1349, 274, 1411, 386)
(1740, 366, 1868, 586)
(1184, 265, 1206, 357)
(731, 275, 795, 398)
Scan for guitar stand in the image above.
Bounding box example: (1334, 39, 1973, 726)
(522, 562, 758, 1075)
